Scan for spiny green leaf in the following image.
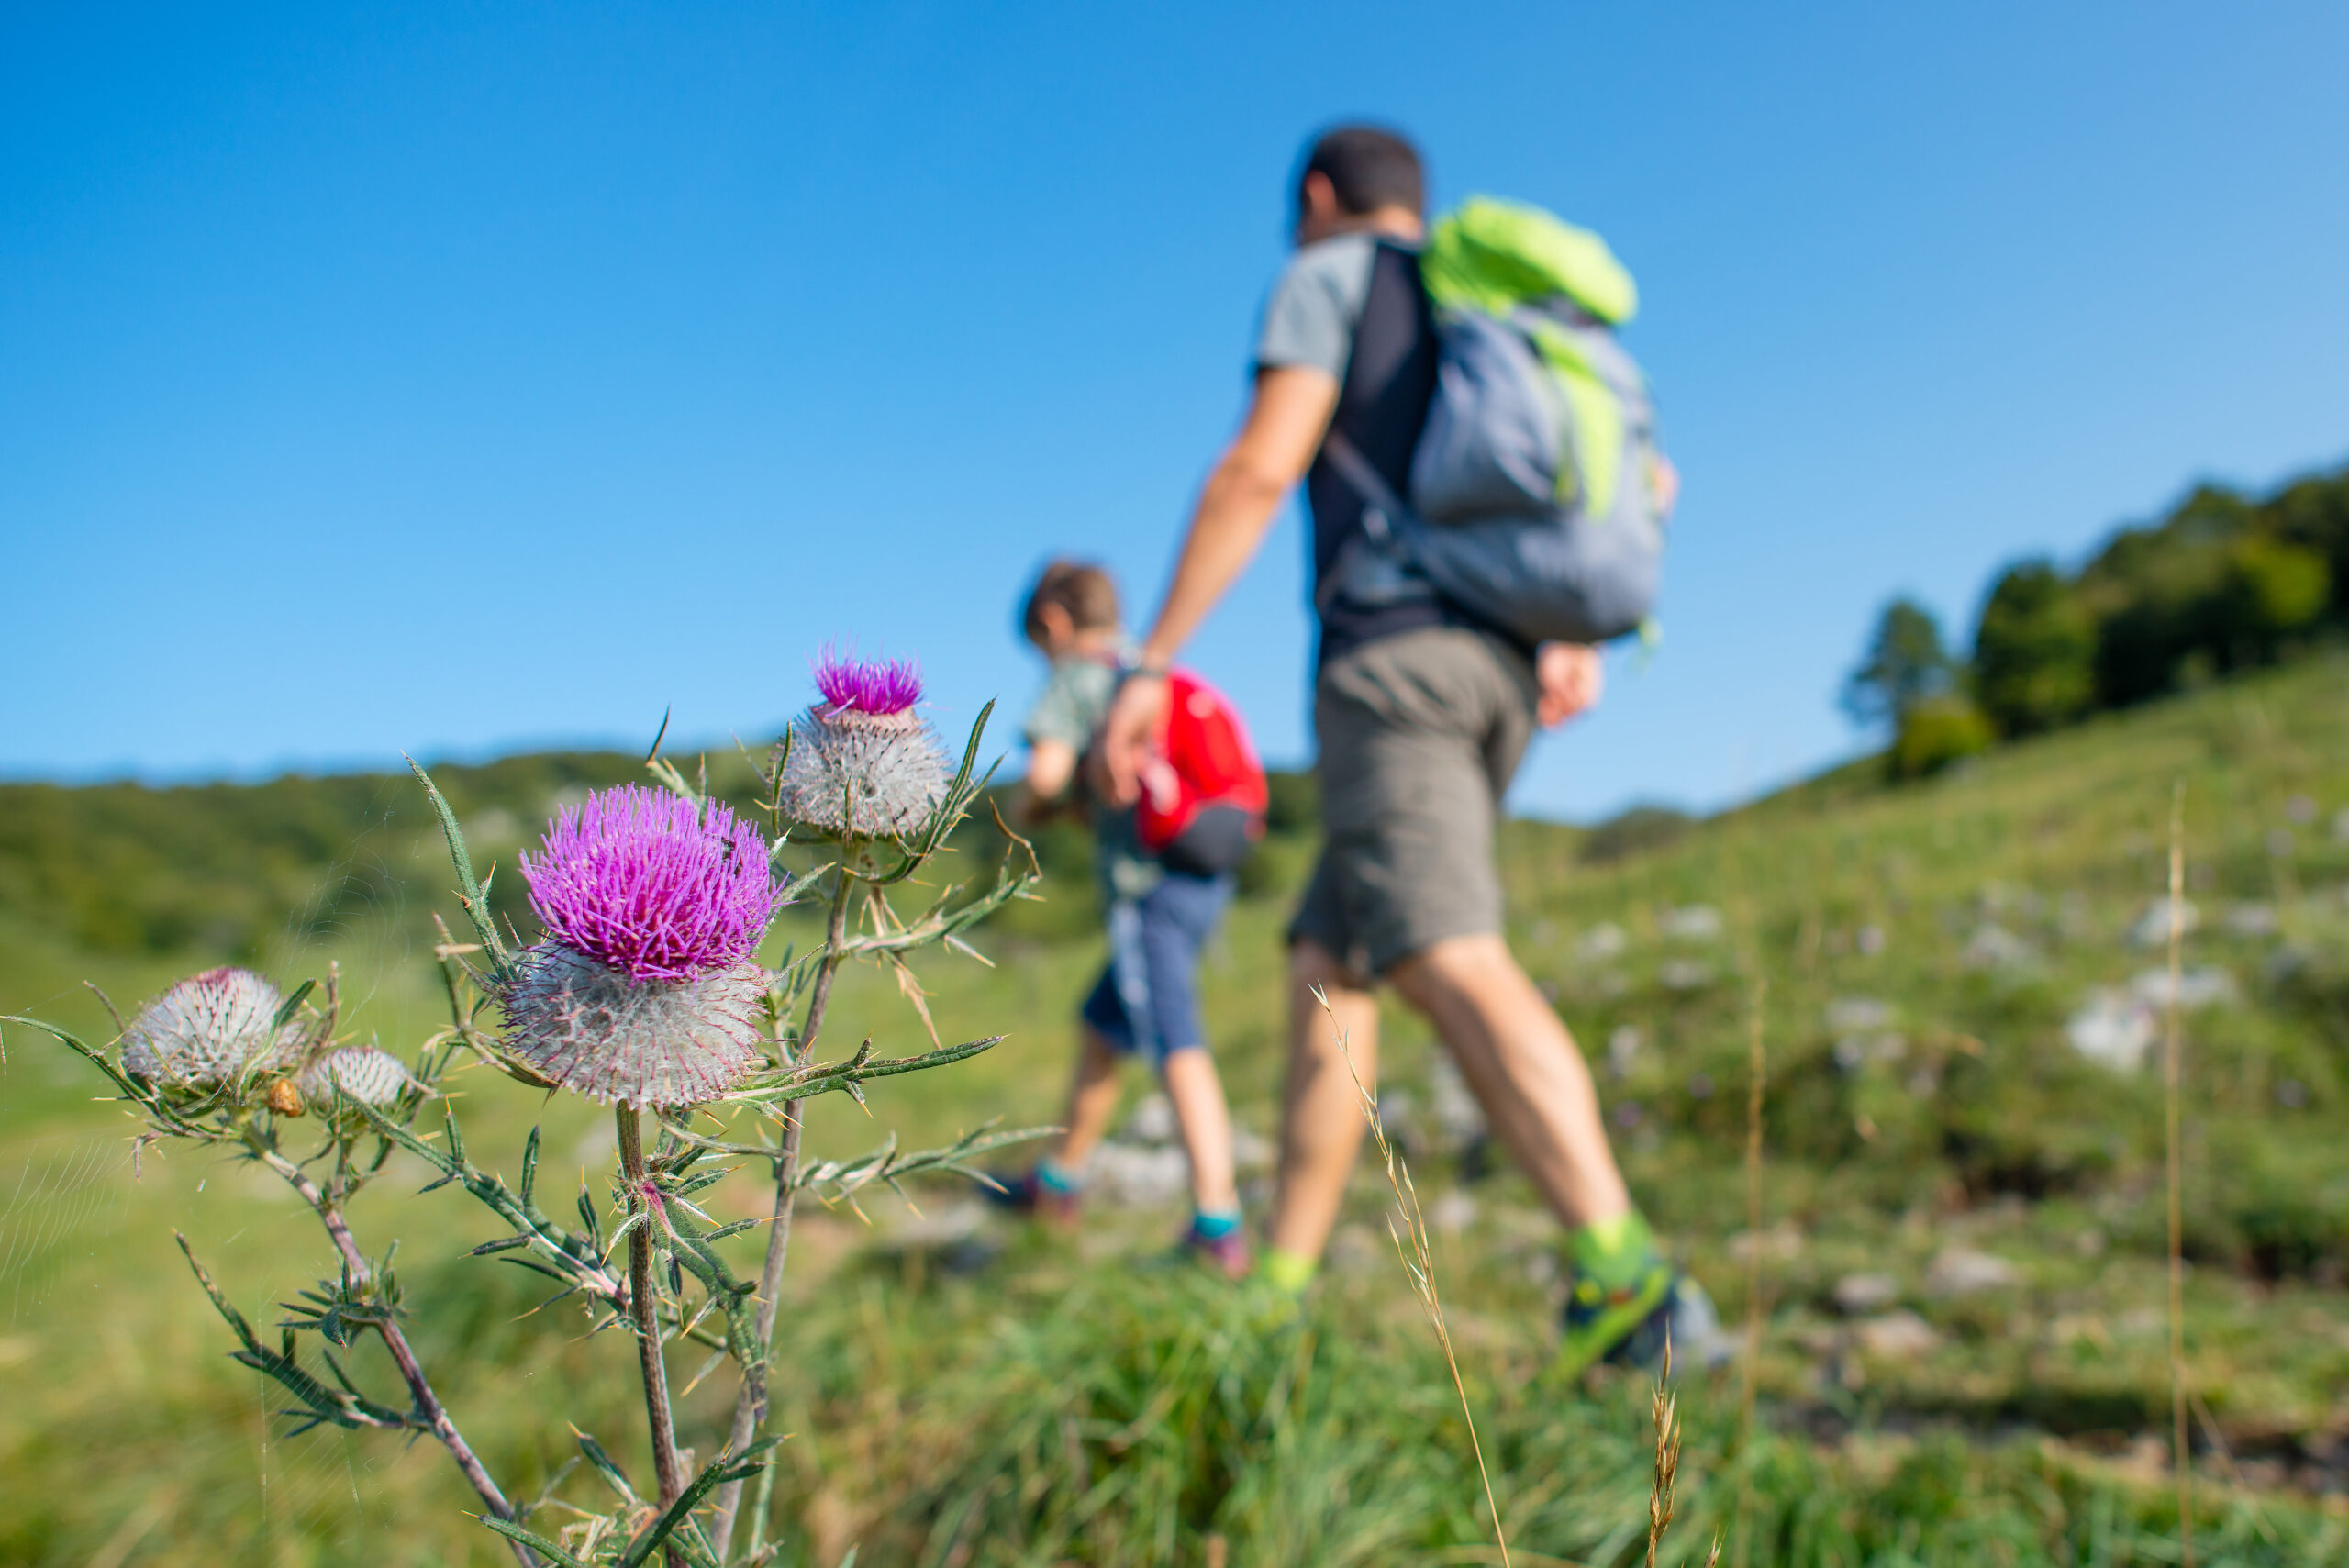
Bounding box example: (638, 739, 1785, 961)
(406, 755, 511, 968)
(478, 1515, 592, 1567)
(573, 1429, 640, 1506)
(267, 978, 317, 1039)
(617, 1437, 785, 1568)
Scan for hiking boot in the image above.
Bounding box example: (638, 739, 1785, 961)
(983, 1167, 1083, 1227)
(1554, 1269, 1726, 1380)
(1181, 1218, 1253, 1280)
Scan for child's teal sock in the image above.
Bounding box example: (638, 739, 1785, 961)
(1190, 1206, 1242, 1241)
(1036, 1157, 1085, 1195)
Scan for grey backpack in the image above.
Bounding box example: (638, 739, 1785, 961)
(1321, 198, 1668, 647)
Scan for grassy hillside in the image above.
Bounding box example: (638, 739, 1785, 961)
(6, 662, 2349, 1564)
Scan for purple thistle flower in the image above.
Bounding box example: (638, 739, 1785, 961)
(122, 966, 307, 1090)
(502, 787, 777, 1106)
(813, 650, 923, 717)
(779, 646, 951, 838)
(520, 786, 779, 984)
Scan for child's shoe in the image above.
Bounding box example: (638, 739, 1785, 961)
(1181, 1212, 1252, 1279)
(983, 1164, 1083, 1227)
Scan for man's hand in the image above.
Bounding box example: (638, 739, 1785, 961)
(1535, 643, 1604, 729)
(1089, 673, 1168, 806)
(1653, 453, 1680, 518)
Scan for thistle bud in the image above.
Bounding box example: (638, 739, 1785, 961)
(121, 967, 306, 1091)
(298, 1043, 414, 1109)
(777, 652, 950, 839)
(498, 785, 779, 1107)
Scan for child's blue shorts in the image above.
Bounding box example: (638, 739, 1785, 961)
(1079, 869, 1234, 1064)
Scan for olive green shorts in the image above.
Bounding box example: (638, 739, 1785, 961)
(1289, 626, 1539, 978)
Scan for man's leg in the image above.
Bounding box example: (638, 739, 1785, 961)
(1386, 932, 1630, 1229)
(1264, 939, 1381, 1277)
(1390, 930, 1701, 1374)
(1163, 1048, 1240, 1216)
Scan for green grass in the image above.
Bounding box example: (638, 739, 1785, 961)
(9, 660, 2349, 1562)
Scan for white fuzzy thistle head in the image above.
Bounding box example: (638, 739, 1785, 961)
(778, 705, 951, 839)
(121, 967, 305, 1091)
(496, 942, 767, 1108)
(297, 1043, 414, 1110)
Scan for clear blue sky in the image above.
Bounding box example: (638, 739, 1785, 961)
(6, 1, 2346, 818)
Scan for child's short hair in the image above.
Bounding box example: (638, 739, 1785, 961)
(1021, 560, 1120, 642)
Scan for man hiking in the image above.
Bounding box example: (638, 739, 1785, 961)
(1094, 124, 1712, 1375)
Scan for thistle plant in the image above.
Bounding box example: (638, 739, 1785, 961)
(776, 651, 952, 839)
(10, 649, 1043, 1567)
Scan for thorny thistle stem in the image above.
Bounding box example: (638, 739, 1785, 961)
(249, 1138, 535, 1568)
(1318, 987, 1511, 1568)
(2165, 782, 2196, 1568)
(616, 1103, 688, 1564)
(709, 868, 852, 1559)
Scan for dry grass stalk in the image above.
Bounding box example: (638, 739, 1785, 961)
(1733, 974, 1765, 1568)
(2164, 782, 2195, 1567)
(1647, 1336, 1681, 1568)
(1315, 986, 1511, 1568)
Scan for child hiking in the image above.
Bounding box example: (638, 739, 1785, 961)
(1095, 125, 1719, 1376)
(995, 561, 1262, 1276)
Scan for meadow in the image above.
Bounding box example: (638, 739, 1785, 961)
(6, 655, 2349, 1565)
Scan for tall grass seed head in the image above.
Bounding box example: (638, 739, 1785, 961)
(778, 651, 951, 838)
(502, 785, 779, 1106)
(121, 967, 306, 1091)
(520, 784, 779, 984)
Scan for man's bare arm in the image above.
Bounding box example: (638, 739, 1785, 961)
(1094, 365, 1340, 802)
(1133, 364, 1341, 670)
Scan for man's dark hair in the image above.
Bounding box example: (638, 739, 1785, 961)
(1298, 124, 1425, 219)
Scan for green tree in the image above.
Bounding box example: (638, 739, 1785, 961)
(1890, 695, 1994, 780)
(1842, 597, 1954, 731)
(1972, 560, 2096, 737)
(2222, 535, 2330, 650)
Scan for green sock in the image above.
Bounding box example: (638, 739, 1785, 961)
(1566, 1210, 1664, 1290)
(1261, 1245, 1317, 1296)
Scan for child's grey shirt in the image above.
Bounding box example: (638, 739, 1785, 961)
(1023, 646, 1160, 902)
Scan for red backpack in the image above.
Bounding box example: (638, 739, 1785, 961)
(1133, 670, 1268, 876)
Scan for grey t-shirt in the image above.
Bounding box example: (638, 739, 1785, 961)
(1253, 231, 1464, 666)
(1022, 646, 1159, 902)
(1252, 232, 1381, 383)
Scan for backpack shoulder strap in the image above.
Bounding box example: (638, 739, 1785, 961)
(1312, 429, 1438, 619)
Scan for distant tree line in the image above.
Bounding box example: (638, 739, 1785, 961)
(1847, 460, 2349, 778)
